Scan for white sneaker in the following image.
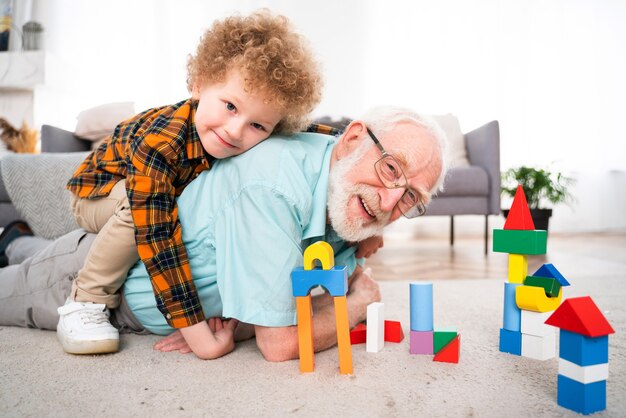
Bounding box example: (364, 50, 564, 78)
(57, 299, 119, 354)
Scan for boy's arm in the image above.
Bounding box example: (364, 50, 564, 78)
(354, 235, 384, 259)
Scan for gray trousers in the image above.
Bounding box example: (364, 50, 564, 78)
(0, 229, 146, 334)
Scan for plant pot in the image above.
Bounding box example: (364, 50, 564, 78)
(502, 208, 552, 231)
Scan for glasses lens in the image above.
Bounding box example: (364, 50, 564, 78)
(375, 156, 404, 188)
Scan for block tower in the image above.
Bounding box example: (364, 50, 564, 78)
(409, 282, 460, 363)
(495, 185, 568, 360)
(291, 241, 353, 374)
(546, 297, 615, 415)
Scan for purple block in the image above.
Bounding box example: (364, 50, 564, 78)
(410, 330, 434, 355)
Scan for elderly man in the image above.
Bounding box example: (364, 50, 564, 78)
(0, 106, 447, 361)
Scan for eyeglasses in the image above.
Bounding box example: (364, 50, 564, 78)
(366, 127, 426, 218)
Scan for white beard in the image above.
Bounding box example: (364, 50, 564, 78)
(327, 145, 390, 242)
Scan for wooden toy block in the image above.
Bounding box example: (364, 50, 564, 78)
(384, 320, 405, 343)
(515, 285, 562, 312)
(350, 323, 367, 345)
(333, 295, 353, 374)
(558, 358, 609, 384)
(532, 263, 570, 286)
(545, 297, 615, 338)
(521, 310, 555, 337)
(503, 282, 522, 331)
(558, 330, 609, 366)
(524, 275, 562, 297)
(493, 229, 547, 255)
(433, 334, 460, 363)
(499, 328, 522, 355)
(409, 330, 433, 355)
(409, 282, 433, 331)
(433, 327, 457, 354)
(504, 185, 536, 230)
(507, 254, 528, 283)
(291, 266, 348, 297)
(557, 374, 606, 415)
(303, 240, 334, 270)
(366, 302, 385, 353)
(295, 295, 314, 373)
(521, 332, 556, 361)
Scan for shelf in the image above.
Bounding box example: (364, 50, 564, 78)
(0, 51, 45, 89)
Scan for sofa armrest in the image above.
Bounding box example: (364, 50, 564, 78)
(465, 120, 501, 215)
(40, 125, 92, 153)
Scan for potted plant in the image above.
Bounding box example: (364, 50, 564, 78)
(501, 165, 575, 231)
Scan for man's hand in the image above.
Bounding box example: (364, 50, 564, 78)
(347, 267, 381, 328)
(153, 318, 238, 359)
(354, 235, 384, 258)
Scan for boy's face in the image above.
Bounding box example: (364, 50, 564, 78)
(194, 70, 284, 159)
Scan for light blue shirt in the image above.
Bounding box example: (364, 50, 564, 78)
(123, 133, 359, 335)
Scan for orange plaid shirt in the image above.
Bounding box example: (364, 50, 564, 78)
(68, 98, 341, 328)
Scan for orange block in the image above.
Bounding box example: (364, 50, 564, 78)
(504, 185, 535, 230)
(433, 334, 460, 363)
(334, 296, 353, 374)
(295, 296, 314, 373)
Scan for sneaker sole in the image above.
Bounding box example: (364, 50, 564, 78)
(58, 334, 120, 355)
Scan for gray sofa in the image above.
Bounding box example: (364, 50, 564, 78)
(0, 125, 91, 228)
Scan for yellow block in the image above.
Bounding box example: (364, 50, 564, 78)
(295, 296, 314, 373)
(508, 254, 528, 284)
(303, 241, 335, 271)
(516, 285, 563, 312)
(333, 296, 353, 375)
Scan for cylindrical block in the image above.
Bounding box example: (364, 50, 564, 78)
(410, 282, 433, 331)
(503, 282, 522, 331)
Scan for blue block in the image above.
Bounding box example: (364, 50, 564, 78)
(410, 282, 433, 331)
(499, 328, 521, 355)
(533, 263, 570, 286)
(503, 282, 521, 331)
(291, 266, 348, 297)
(560, 330, 609, 366)
(557, 374, 606, 415)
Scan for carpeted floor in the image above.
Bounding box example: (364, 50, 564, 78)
(1, 277, 624, 417)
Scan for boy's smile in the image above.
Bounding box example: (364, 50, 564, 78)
(193, 69, 284, 159)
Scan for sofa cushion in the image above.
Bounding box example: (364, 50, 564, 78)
(436, 166, 489, 197)
(75, 102, 135, 145)
(430, 114, 470, 168)
(0, 152, 89, 239)
(0, 160, 9, 202)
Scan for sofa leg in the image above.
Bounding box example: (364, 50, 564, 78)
(450, 216, 454, 246)
(484, 215, 489, 255)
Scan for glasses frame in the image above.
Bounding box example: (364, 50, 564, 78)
(366, 127, 426, 218)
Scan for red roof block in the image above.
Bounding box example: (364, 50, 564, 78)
(545, 296, 615, 337)
(504, 185, 536, 230)
(433, 334, 460, 363)
(350, 323, 367, 345)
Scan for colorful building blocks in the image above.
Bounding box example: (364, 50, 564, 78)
(523, 276, 562, 298)
(557, 375, 606, 415)
(503, 282, 522, 331)
(515, 285, 562, 312)
(499, 328, 522, 355)
(521, 332, 556, 360)
(433, 328, 457, 354)
(384, 320, 404, 343)
(350, 323, 367, 345)
(503, 185, 536, 231)
(558, 358, 609, 384)
(545, 297, 614, 338)
(520, 310, 553, 337)
(409, 282, 433, 332)
(507, 254, 528, 284)
(433, 334, 460, 363)
(291, 241, 353, 374)
(366, 302, 385, 353)
(410, 330, 434, 355)
(532, 263, 571, 286)
(493, 229, 548, 255)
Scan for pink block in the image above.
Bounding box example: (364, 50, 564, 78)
(410, 330, 434, 355)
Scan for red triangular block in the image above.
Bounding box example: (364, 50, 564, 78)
(545, 297, 615, 337)
(350, 323, 367, 345)
(384, 320, 405, 343)
(433, 334, 460, 363)
(504, 185, 535, 230)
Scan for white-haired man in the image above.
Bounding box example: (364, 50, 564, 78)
(0, 106, 447, 362)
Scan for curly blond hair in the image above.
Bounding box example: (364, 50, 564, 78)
(187, 10, 323, 134)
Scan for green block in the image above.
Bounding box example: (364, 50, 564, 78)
(492, 229, 547, 255)
(433, 327, 457, 354)
(524, 275, 562, 297)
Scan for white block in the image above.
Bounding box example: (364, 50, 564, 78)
(559, 358, 609, 384)
(521, 310, 555, 337)
(366, 302, 384, 353)
(522, 332, 556, 360)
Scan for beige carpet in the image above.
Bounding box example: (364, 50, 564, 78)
(1, 277, 624, 417)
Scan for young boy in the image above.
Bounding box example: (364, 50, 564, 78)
(58, 10, 324, 359)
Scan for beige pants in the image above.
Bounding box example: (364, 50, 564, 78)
(71, 180, 138, 308)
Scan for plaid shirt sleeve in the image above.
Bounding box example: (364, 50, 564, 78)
(126, 127, 205, 329)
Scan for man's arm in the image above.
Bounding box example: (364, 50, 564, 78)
(254, 266, 380, 362)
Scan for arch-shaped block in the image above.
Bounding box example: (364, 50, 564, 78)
(303, 241, 335, 270)
(516, 285, 562, 312)
(291, 266, 348, 297)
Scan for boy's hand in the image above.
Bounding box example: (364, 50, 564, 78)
(354, 235, 384, 258)
(153, 318, 238, 359)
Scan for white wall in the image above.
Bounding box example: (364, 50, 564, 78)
(25, 0, 626, 233)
